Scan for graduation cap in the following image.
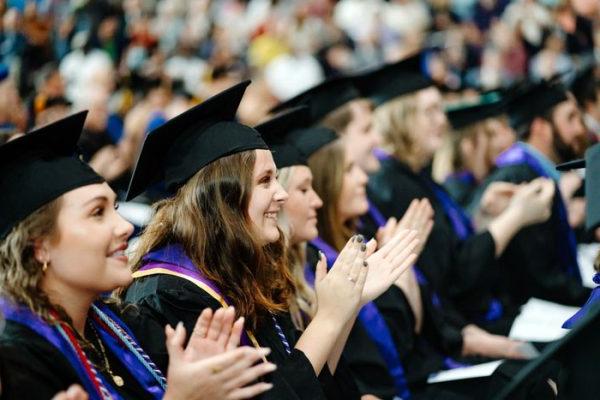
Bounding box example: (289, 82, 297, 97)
(446, 94, 506, 130)
(506, 80, 568, 135)
(556, 143, 600, 233)
(0, 111, 103, 239)
(492, 302, 600, 400)
(269, 76, 361, 124)
(126, 80, 268, 201)
(352, 51, 433, 107)
(255, 106, 338, 168)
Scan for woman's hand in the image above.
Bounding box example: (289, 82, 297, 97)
(377, 199, 433, 257)
(507, 178, 555, 228)
(313, 235, 368, 322)
(51, 385, 88, 400)
(480, 182, 520, 217)
(163, 323, 276, 400)
(185, 307, 245, 361)
(362, 229, 419, 305)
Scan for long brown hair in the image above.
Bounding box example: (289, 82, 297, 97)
(308, 139, 353, 251)
(130, 150, 295, 329)
(277, 166, 316, 330)
(0, 198, 64, 322)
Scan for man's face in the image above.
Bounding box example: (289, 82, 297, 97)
(551, 97, 588, 162)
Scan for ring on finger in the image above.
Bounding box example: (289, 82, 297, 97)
(211, 365, 222, 374)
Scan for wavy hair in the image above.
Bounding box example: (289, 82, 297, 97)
(130, 150, 295, 330)
(0, 198, 65, 322)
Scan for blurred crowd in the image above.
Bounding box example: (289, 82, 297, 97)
(0, 0, 599, 194)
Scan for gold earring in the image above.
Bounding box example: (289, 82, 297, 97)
(42, 261, 48, 273)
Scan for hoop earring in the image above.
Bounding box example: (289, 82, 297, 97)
(42, 261, 48, 273)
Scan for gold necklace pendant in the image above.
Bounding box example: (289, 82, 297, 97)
(112, 374, 125, 387)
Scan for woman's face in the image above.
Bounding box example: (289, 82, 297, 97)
(248, 149, 289, 245)
(344, 100, 381, 173)
(282, 166, 323, 244)
(39, 183, 134, 298)
(412, 87, 448, 160)
(337, 149, 369, 222)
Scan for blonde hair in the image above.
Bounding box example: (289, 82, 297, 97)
(0, 198, 64, 322)
(277, 166, 317, 330)
(373, 92, 423, 171)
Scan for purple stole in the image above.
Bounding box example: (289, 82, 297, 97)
(495, 143, 581, 282)
(563, 274, 600, 328)
(0, 299, 165, 400)
(306, 237, 411, 399)
(133, 243, 255, 347)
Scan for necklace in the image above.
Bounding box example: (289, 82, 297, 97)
(88, 322, 125, 387)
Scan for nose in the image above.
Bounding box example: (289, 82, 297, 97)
(274, 180, 289, 204)
(311, 191, 323, 209)
(114, 208, 134, 240)
(356, 166, 368, 185)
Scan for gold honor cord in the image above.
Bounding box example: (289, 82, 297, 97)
(131, 268, 266, 362)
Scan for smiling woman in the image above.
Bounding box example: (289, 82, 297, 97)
(0, 112, 276, 400)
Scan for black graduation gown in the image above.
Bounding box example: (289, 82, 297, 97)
(469, 163, 590, 307)
(305, 245, 475, 400)
(0, 318, 152, 400)
(123, 274, 353, 400)
(367, 158, 513, 330)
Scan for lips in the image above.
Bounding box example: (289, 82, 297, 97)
(108, 243, 129, 263)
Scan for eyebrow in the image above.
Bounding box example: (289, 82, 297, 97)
(84, 194, 116, 206)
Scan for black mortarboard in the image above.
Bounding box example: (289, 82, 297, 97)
(556, 143, 600, 232)
(493, 302, 600, 400)
(269, 76, 361, 124)
(352, 51, 433, 107)
(0, 111, 104, 239)
(255, 106, 338, 168)
(126, 80, 268, 201)
(446, 94, 506, 130)
(506, 80, 568, 135)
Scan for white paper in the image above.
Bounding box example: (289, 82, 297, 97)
(578, 243, 600, 289)
(509, 298, 580, 342)
(427, 360, 503, 384)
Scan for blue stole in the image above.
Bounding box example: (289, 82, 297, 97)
(0, 299, 165, 400)
(563, 273, 600, 328)
(445, 171, 476, 187)
(306, 237, 411, 400)
(495, 142, 581, 282)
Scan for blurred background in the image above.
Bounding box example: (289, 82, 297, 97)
(0, 0, 598, 193)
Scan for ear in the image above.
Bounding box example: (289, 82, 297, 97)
(32, 237, 50, 265)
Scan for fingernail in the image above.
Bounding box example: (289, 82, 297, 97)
(176, 321, 184, 332)
(363, 260, 368, 267)
(263, 383, 274, 389)
(361, 243, 366, 252)
(356, 234, 364, 243)
(266, 363, 277, 371)
(260, 347, 272, 355)
(318, 250, 325, 259)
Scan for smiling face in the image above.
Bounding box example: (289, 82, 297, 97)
(39, 182, 134, 298)
(344, 100, 382, 173)
(247, 149, 289, 245)
(282, 166, 323, 244)
(337, 148, 369, 222)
